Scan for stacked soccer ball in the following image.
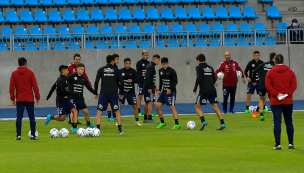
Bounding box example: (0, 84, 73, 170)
(28, 130, 38, 138)
(77, 128, 100, 137)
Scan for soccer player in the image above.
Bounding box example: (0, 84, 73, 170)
(94, 55, 125, 135)
(194, 54, 226, 131)
(136, 50, 151, 117)
(9, 57, 40, 140)
(244, 51, 264, 113)
(156, 57, 180, 129)
(265, 54, 297, 150)
(64, 63, 97, 131)
(119, 58, 142, 126)
(45, 65, 79, 132)
(252, 52, 276, 120)
(215, 52, 245, 114)
(143, 54, 160, 123)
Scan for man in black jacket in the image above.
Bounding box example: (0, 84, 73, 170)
(193, 54, 226, 131)
(287, 18, 303, 44)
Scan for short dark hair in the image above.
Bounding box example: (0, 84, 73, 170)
(253, 51, 260, 55)
(269, 52, 276, 60)
(292, 18, 298, 23)
(18, 57, 27, 66)
(74, 54, 81, 59)
(59, 65, 68, 73)
(153, 54, 160, 59)
(112, 54, 119, 58)
(196, 54, 206, 62)
(124, 58, 131, 63)
(161, 57, 168, 64)
(106, 55, 115, 64)
(275, 54, 284, 64)
(77, 63, 85, 68)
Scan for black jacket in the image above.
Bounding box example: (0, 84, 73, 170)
(144, 61, 157, 89)
(46, 82, 56, 101)
(159, 67, 178, 93)
(253, 60, 275, 85)
(287, 25, 303, 42)
(244, 59, 264, 83)
(136, 59, 150, 84)
(120, 67, 138, 94)
(49, 75, 70, 103)
(66, 73, 96, 98)
(193, 63, 216, 95)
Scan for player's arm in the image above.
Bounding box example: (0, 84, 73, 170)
(193, 66, 202, 92)
(66, 74, 73, 83)
(244, 62, 250, 78)
(117, 69, 124, 95)
(170, 69, 178, 91)
(46, 82, 57, 100)
(132, 69, 139, 83)
(94, 68, 102, 94)
(158, 70, 163, 92)
(235, 62, 245, 78)
(84, 78, 97, 95)
(83, 70, 91, 86)
(286, 71, 297, 96)
(145, 66, 153, 89)
(31, 71, 40, 102)
(212, 67, 216, 84)
(265, 73, 279, 98)
(9, 73, 16, 102)
(136, 61, 144, 84)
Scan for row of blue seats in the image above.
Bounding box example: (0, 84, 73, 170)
(1, 0, 248, 6)
(0, 6, 265, 23)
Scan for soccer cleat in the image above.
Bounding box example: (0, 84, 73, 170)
(263, 109, 270, 113)
(149, 119, 158, 123)
(71, 127, 77, 133)
(200, 121, 208, 131)
(113, 117, 117, 121)
(15, 136, 21, 140)
(156, 123, 166, 129)
(143, 119, 149, 123)
(288, 144, 295, 149)
(86, 123, 96, 128)
(261, 116, 265, 121)
(152, 114, 156, 117)
(119, 131, 125, 135)
(138, 113, 143, 117)
(273, 145, 281, 150)
(244, 110, 249, 113)
(45, 114, 52, 125)
(30, 136, 39, 140)
(216, 124, 226, 130)
(252, 111, 258, 118)
(229, 110, 235, 114)
(108, 117, 114, 121)
(223, 111, 227, 114)
(171, 124, 181, 129)
(136, 122, 142, 126)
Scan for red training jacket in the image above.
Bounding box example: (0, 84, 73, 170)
(265, 64, 297, 106)
(9, 67, 40, 102)
(68, 62, 91, 85)
(215, 60, 245, 87)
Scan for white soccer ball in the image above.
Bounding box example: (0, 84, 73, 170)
(77, 128, 86, 137)
(236, 71, 242, 78)
(217, 72, 224, 80)
(59, 128, 69, 138)
(85, 128, 93, 137)
(92, 128, 100, 137)
(254, 106, 258, 111)
(265, 106, 269, 111)
(187, 121, 196, 130)
(28, 130, 38, 138)
(50, 128, 59, 138)
(249, 106, 255, 113)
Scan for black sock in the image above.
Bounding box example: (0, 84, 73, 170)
(86, 121, 90, 125)
(263, 105, 266, 109)
(148, 115, 152, 120)
(108, 111, 111, 118)
(200, 116, 205, 123)
(97, 125, 100, 129)
(160, 118, 164, 123)
(113, 112, 116, 118)
(51, 115, 54, 119)
(175, 119, 179, 125)
(144, 114, 147, 120)
(260, 113, 264, 117)
(276, 142, 281, 146)
(246, 106, 249, 110)
(118, 125, 122, 132)
(220, 119, 225, 124)
(138, 108, 141, 114)
(256, 106, 260, 112)
(135, 118, 139, 121)
(72, 123, 77, 128)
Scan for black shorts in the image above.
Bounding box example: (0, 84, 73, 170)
(119, 93, 137, 105)
(70, 97, 87, 110)
(97, 94, 119, 111)
(258, 85, 267, 96)
(196, 94, 218, 105)
(247, 83, 259, 95)
(57, 101, 75, 116)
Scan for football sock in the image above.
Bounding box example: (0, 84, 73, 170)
(86, 121, 90, 125)
(118, 125, 122, 132)
(148, 115, 152, 120)
(113, 112, 116, 118)
(260, 113, 264, 117)
(160, 118, 164, 123)
(264, 105, 266, 109)
(144, 114, 148, 120)
(97, 125, 100, 129)
(108, 111, 111, 118)
(200, 116, 205, 123)
(138, 108, 141, 114)
(246, 106, 249, 110)
(220, 119, 225, 124)
(135, 118, 139, 121)
(175, 119, 179, 125)
(72, 123, 77, 128)
(50, 115, 54, 119)
(256, 106, 260, 112)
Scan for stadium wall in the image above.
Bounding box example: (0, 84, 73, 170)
(1, 45, 302, 107)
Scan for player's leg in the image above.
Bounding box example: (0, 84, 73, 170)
(25, 102, 38, 139)
(107, 103, 114, 121)
(271, 105, 282, 150)
(156, 92, 166, 128)
(147, 101, 157, 123)
(132, 105, 141, 126)
(15, 102, 25, 139)
(245, 83, 254, 113)
(195, 95, 207, 131)
(282, 104, 295, 149)
(70, 107, 79, 133)
(168, 93, 180, 129)
(81, 108, 96, 128)
(110, 94, 124, 135)
(229, 86, 236, 113)
(127, 94, 141, 126)
(137, 83, 144, 117)
(211, 103, 226, 130)
(222, 87, 229, 114)
(96, 94, 108, 129)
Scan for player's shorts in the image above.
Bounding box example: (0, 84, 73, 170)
(70, 97, 87, 110)
(258, 84, 267, 96)
(247, 82, 259, 95)
(119, 93, 137, 105)
(97, 94, 119, 111)
(137, 83, 144, 95)
(195, 94, 218, 105)
(56, 101, 75, 116)
(143, 88, 156, 103)
(157, 92, 176, 106)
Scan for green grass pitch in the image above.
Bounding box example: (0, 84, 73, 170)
(0, 112, 304, 173)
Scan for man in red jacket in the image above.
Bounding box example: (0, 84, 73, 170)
(215, 52, 246, 114)
(68, 53, 91, 85)
(9, 57, 40, 140)
(265, 54, 297, 150)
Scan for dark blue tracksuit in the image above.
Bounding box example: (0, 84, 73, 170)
(16, 102, 36, 137)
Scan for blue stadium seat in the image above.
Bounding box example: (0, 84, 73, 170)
(237, 37, 249, 46)
(101, 26, 116, 38)
(235, 0, 247, 2)
(68, 0, 83, 5)
(91, 9, 106, 21)
(26, 0, 40, 6)
(229, 7, 244, 18)
(41, 0, 55, 5)
(203, 7, 217, 19)
(68, 41, 80, 49)
(105, 9, 118, 20)
(30, 27, 44, 39)
(53, 0, 68, 5)
(77, 9, 92, 21)
(213, 23, 224, 35)
(167, 38, 180, 47)
(111, 0, 127, 4)
(58, 26, 72, 39)
(96, 40, 109, 49)
(129, 25, 143, 37)
(147, 8, 162, 20)
(171, 24, 185, 36)
(181, 0, 194, 3)
(115, 25, 128, 37)
(155, 39, 166, 48)
(251, 37, 263, 45)
(224, 37, 235, 46)
(258, 0, 273, 2)
(49, 10, 65, 22)
(209, 0, 221, 2)
(139, 39, 151, 48)
(154, 0, 168, 4)
(25, 41, 37, 50)
(254, 23, 268, 35)
(225, 23, 240, 35)
(0, 42, 8, 51)
(44, 27, 57, 39)
(223, 0, 235, 2)
(87, 26, 100, 38)
(85, 40, 95, 49)
(157, 24, 170, 37)
(138, 0, 153, 3)
(195, 38, 207, 47)
(161, 8, 177, 20)
(39, 41, 51, 50)
(119, 8, 134, 20)
(240, 23, 252, 35)
(11, 0, 28, 6)
(21, 10, 36, 22)
(96, 0, 111, 4)
(143, 24, 155, 37)
(277, 22, 288, 34)
(6, 11, 21, 23)
(181, 38, 193, 47)
(0, 12, 7, 23)
(185, 24, 198, 36)
(243, 7, 259, 18)
(209, 38, 221, 46)
(82, 0, 98, 5)
(15, 27, 28, 40)
(168, 0, 181, 3)
(265, 37, 276, 45)
(0, 27, 13, 39)
(63, 9, 78, 22)
(14, 42, 23, 51)
(199, 23, 211, 36)
(125, 39, 137, 48)
(216, 7, 230, 19)
(133, 8, 146, 20)
(110, 40, 123, 49)
(53, 41, 66, 50)
(267, 6, 283, 18)
(73, 26, 84, 38)
(0, 0, 11, 6)
(126, 0, 139, 4)
(189, 7, 203, 19)
(175, 7, 190, 19)
(35, 10, 50, 22)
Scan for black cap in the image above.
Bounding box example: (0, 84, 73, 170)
(292, 18, 298, 23)
(59, 65, 68, 72)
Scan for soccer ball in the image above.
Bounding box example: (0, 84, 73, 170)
(249, 106, 255, 113)
(28, 130, 38, 138)
(92, 128, 100, 137)
(77, 128, 86, 137)
(59, 128, 69, 138)
(265, 106, 269, 111)
(217, 72, 224, 80)
(236, 71, 242, 78)
(187, 121, 196, 130)
(49, 128, 59, 138)
(85, 128, 93, 137)
(254, 106, 258, 111)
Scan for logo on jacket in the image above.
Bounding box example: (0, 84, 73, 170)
(122, 73, 125, 76)
(160, 72, 163, 75)
(142, 64, 145, 67)
(74, 77, 77, 80)
(73, 69, 76, 72)
(233, 63, 235, 66)
(252, 64, 255, 67)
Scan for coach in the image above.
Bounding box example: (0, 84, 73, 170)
(265, 54, 297, 150)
